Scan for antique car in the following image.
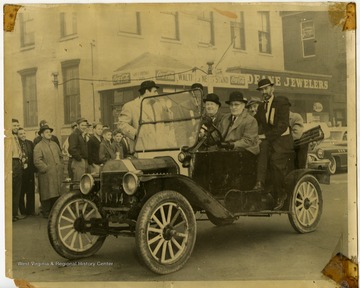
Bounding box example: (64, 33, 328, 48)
(48, 89, 330, 275)
(308, 127, 347, 174)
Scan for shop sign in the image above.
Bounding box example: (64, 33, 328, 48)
(313, 102, 323, 112)
(177, 73, 193, 82)
(112, 72, 131, 85)
(230, 74, 246, 86)
(246, 74, 329, 90)
(156, 70, 175, 82)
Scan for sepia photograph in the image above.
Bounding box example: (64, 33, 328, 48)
(3, 2, 357, 287)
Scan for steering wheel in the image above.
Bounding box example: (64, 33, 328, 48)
(200, 116, 224, 148)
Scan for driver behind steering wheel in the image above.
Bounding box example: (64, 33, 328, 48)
(217, 91, 260, 155)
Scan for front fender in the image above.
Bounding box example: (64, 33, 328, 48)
(141, 174, 233, 219)
(285, 169, 330, 193)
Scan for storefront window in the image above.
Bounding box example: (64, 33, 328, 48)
(62, 60, 81, 124)
(119, 12, 141, 35)
(301, 20, 316, 57)
(230, 12, 245, 50)
(160, 12, 179, 41)
(19, 68, 38, 127)
(19, 13, 35, 48)
(60, 12, 77, 38)
(198, 12, 214, 46)
(258, 11, 271, 54)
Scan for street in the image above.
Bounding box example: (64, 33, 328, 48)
(11, 172, 348, 283)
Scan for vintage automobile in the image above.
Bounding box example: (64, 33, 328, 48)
(308, 127, 347, 174)
(48, 89, 330, 275)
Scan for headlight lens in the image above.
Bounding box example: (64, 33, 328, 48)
(317, 148, 324, 159)
(80, 174, 95, 195)
(178, 152, 186, 162)
(123, 172, 140, 195)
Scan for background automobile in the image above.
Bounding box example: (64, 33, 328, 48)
(308, 127, 347, 174)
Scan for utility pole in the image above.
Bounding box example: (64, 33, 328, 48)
(206, 61, 214, 93)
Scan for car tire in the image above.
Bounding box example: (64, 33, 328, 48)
(135, 190, 196, 274)
(327, 156, 337, 175)
(48, 191, 106, 259)
(206, 211, 235, 226)
(288, 175, 323, 233)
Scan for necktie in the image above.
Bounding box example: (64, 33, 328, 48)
(14, 135, 23, 158)
(264, 100, 269, 112)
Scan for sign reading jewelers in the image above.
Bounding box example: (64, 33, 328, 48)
(229, 68, 332, 93)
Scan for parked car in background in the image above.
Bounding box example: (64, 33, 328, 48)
(308, 127, 347, 175)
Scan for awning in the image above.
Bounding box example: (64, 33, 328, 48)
(111, 52, 248, 89)
(112, 52, 194, 86)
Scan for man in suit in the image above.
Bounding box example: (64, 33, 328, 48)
(117, 80, 159, 153)
(18, 128, 36, 216)
(253, 79, 294, 210)
(68, 118, 90, 182)
(87, 122, 103, 174)
(12, 119, 25, 221)
(217, 91, 259, 155)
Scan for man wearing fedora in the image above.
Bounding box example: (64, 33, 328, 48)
(68, 118, 90, 181)
(246, 97, 262, 117)
(33, 124, 63, 218)
(253, 78, 294, 210)
(202, 93, 224, 126)
(33, 119, 61, 148)
(118, 80, 159, 153)
(217, 91, 259, 155)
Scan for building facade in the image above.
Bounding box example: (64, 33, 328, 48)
(5, 4, 344, 143)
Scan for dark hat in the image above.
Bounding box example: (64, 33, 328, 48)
(257, 79, 274, 90)
(76, 117, 88, 125)
(39, 119, 48, 127)
(246, 97, 262, 108)
(225, 91, 248, 105)
(71, 122, 78, 129)
(38, 124, 53, 135)
(203, 93, 221, 107)
(191, 83, 204, 90)
(138, 80, 159, 92)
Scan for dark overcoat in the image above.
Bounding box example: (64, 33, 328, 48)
(33, 139, 63, 201)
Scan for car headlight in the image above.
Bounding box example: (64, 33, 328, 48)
(123, 172, 140, 195)
(80, 174, 95, 195)
(317, 148, 324, 159)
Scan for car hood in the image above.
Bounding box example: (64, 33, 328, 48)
(102, 156, 179, 174)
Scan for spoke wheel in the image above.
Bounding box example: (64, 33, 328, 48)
(48, 192, 106, 259)
(288, 175, 323, 233)
(327, 156, 337, 175)
(136, 191, 196, 274)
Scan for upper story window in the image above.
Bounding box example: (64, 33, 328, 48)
(18, 68, 38, 127)
(258, 11, 271, 54)
(301, 20, 316, 57)
(160, 12, 180, 41)
(60, 12, 77, 38)
(119, 12, 141, 35)
(62, 60, 81, 124)
(19, 13, 35, 48)
(198, 12, 214, 46)
(230, 12, 245, 50)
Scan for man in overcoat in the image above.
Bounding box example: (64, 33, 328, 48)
(33, 125, 63, 218)
(217, 91, 259, 155)
(253, 79, 294, 210)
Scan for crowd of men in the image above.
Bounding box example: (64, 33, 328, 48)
(11, 77, 304, 222)
(11, 118, 129, 221)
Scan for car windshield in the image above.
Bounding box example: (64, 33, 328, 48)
(135, 89, 202, 152)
